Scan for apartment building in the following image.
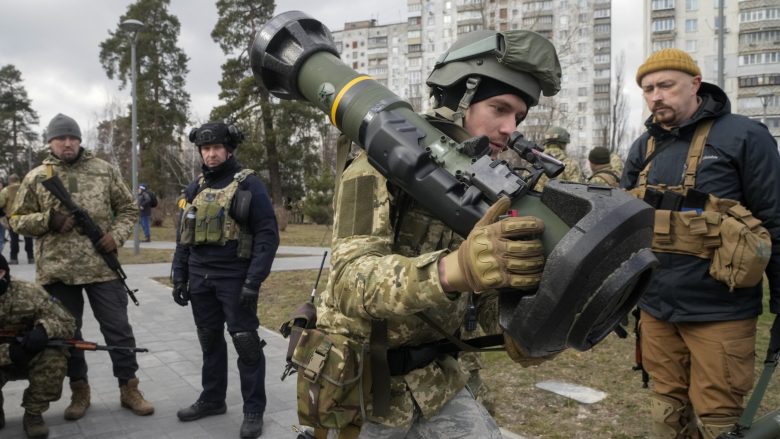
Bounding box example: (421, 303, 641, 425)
(330, 1, 615, 163)
(646, 0, 779, 141)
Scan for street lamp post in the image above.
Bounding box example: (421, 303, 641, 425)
(757, 91, 773, 127)
(120, 19, 144, 255)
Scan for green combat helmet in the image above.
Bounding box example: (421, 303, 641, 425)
(426, 30, 562, 124)
(544, 126, 570, 146)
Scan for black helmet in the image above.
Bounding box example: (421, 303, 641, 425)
(188, 122, 245, 151)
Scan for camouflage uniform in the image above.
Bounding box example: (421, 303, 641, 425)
(1, 279, 75, 415)
(587, 164, 621, 188)
(535, 143, 584, 190)
(9, 150, 136, 285)
(318, 151, 502, 432)
(610, 153, 625, 177)
(8, 149, 142, 385)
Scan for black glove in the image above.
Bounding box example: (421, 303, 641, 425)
(172, 281, 190, 307)
(9, 343, 34, 366)
(22, 325, 48, 354)
(239, 285, 259, 312)
(49, 210, 75, 233)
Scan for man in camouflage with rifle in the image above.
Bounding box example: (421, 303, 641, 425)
(0, 253, 75, 438)
(9, 113, 153, 421)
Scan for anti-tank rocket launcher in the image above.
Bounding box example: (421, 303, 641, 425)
(251, 11, 658, 357)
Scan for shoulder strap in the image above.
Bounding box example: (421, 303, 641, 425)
(589, 169, 621, 185)
(636, 119, 715, 190)
(233, 168, 256, 183)
(681, 119, 714, 189)
(369, 319, 391, 417)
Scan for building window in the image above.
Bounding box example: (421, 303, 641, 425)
(685, 19, 697, 32)
(740, 30, 780, 44)
(740, 8, 780, 23)
(594, 8, 610, 19)
(714, 16, 725, 30)
(739, 51, 780, 66)
(594, 83, 610, 94)
(686, 0, 697, 11)
(651, 0, 675, 10)
(594, 24, 610, 34)
(652, 18, 675, 32)
(685, 39, 697, 52)
(594, 54, 610, 64)
(652, 39, 675, 51)
(578, 102, 588, 112)
(578, 87, 588, 97)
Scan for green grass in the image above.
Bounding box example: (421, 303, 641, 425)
(149, 223, 332, 247)
(118, 248, 174, 264)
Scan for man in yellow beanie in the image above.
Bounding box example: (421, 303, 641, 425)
(622, 48, 780, 438)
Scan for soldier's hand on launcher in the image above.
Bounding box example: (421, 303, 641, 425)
(440, 196, 545, 293)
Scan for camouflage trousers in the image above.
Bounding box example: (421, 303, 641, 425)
(340, 387, 502, 439)
(0, 348, 68, 415)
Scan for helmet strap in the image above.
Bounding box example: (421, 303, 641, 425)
(453, 76, 482, 127)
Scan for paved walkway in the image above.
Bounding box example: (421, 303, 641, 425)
(1, 241, 523, 439)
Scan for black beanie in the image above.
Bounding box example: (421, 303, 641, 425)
(436, 77, 530, 111)
(46, 113, 82, 143)
(588, 147, 611, 165)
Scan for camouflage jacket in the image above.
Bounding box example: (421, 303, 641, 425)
(0, 279, 76, 366)
(535, 144, 583, 190)
(318, 151, 500, 428)
(587, 164, 621, 188)
(610, 153, 624, 177)
(0, 183, 20, 213)
(9, 149, 137, 285)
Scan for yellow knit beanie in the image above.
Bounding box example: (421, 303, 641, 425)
(635, 48, 701, 85)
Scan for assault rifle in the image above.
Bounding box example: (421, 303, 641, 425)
(41, 175, 140, 306)
(0, 330, 148, 353)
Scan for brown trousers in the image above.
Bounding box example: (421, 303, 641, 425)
(640, 310, 756, 419)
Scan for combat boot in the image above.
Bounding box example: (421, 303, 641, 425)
(240, 412, 263, 438)
(120, 378, 154, 416)
(22, 412, 48, 439)
(177, 399, 227, 421)
(64, 380, 90, 420)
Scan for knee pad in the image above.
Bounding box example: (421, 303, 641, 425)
(230, 331, 266, 366)
(697, 416, 738, 439)
(649, 394, 694, 439)
(196, 327, 222, 353)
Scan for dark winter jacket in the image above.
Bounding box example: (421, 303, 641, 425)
(138, 191, 153, 217)
(171, 156, 279, 291)
(621, 82, 780, 322)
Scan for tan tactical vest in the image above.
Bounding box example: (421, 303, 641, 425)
(629, 120, 771, 290)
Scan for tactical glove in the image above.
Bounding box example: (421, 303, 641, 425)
(504, 333, 558, 367)
(22, 325, 49, 354)
(9, 343, 34, 366)
(49, 210, 75, 233)
(440, 196, 545, 293)
(239, 285, 259, 313)
(96, 233, 118, 253)
(172, 281, 190, 307)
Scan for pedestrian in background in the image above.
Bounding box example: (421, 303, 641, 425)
(0, 174, 34, 264)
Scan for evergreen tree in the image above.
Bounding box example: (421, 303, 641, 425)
(99, 0, 190, 196)
(209, 0, 327, 207)
(0, 65, 39, 176)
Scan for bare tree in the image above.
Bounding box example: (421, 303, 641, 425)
(609, 51, 630, 157)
